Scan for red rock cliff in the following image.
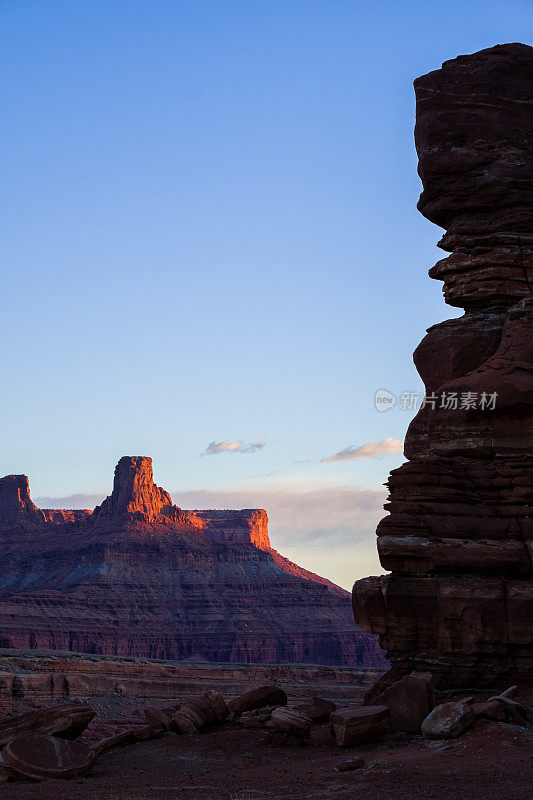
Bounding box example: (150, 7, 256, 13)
(195, 509, 271, 550)
(353, 43, 533, 693)
(0, 457, 386, 669)
(90, 456, 203, 530)
(0, 475, 45, 529)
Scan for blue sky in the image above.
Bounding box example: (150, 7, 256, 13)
(2, 1, 531, 587)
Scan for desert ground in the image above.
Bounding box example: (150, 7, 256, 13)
(0, 650, 531, 799)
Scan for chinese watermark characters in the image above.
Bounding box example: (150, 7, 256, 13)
(375, 389, 497, 412)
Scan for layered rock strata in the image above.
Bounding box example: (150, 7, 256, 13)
(0, 457, 385, 668)
(0, 651, 382, 711)
(353, 43, 533, 691)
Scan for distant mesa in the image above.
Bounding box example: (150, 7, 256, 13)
(0, 456, 386, 669)
(0, 474, 90, 528)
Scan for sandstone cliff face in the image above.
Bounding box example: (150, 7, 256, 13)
(0, 475, 91, 532)
(0, 475, 45, 529)
(353, 44, 533, 692)
(194, 509, 271, 550)
(0, 457, 385, 669)
(89, 456, 203, 531)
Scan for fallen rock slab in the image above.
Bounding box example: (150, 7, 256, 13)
(496, 697, 529, 724)
(173, 691, 228, 734)
(0, 704, 95, 747)
(91, 730, 136, 756)
(229, 686, 287, 716)
(144, 708, 173, 731)
(374, 671, 434, 732)
(203, 690, 228, 722)
(421, 698, 475, 739)
(268, 708, 312, 739)
(294, 696, 336, 722)
(133, 725, 165, 742)
(330, 705, 390, 746)
(2, 734, 97, 781)
(238, 705, 278, 728)
(471, 700, 505, 721)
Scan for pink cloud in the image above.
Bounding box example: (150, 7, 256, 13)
(321, 437, 403, 463)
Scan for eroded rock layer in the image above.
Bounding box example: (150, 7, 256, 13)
(0, 458, 385, 668)
(353, 43, 533, 691)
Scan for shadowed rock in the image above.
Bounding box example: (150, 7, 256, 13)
(353, 43, 533, 693)
(228, 686, 288, 716)
(2, 733, 97, 780)
(0, 705, 94, 747)
(330, 705, 390, 746)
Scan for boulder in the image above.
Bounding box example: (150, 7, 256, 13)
(268, 708, 312, 739)
(173, 691, 228, 734)
(2, 734, 97, 780)
(228, 686, 287, 716)
(421, 698, 475, 739)
(144, 707, 173, 731)
(471, 700, 505, 721)
(373, 671, 434, 732)
(495, 697, 529, 724)
(203, 690, 228, 722)
(91, 730, 136, 756)
(330, 705, 390, 746)
(133, 725, 165, 742)
(294, 696, 336, 722)
(238, 705, 278, 728)
(0, 704, 95, 747)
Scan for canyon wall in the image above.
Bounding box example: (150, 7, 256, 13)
(0, 457, 386, 669)
(353, 44, 532, 692)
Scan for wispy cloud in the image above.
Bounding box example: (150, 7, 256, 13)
(35, 492, 106, 509)
(174, 485, 384, 541)
(321, 437, 403, 463)
(202, 439, 266, 456)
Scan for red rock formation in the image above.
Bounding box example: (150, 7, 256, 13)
(228, 686, 287, 715)
(90, 456, 203, 530)
(0, 475, 45, 529)
(0, 651, 383, 711)
(2, 734, 97, 780)
(0, 457, 385, 669)
(0, 704, 95, 746)
(0, 475, 91, 533)
(353, 43, 533, 692)
(194, 509, 271, 550)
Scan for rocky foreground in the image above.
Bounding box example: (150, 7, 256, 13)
(0, 456, 385, 668)
(0, 651, 530, 799)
